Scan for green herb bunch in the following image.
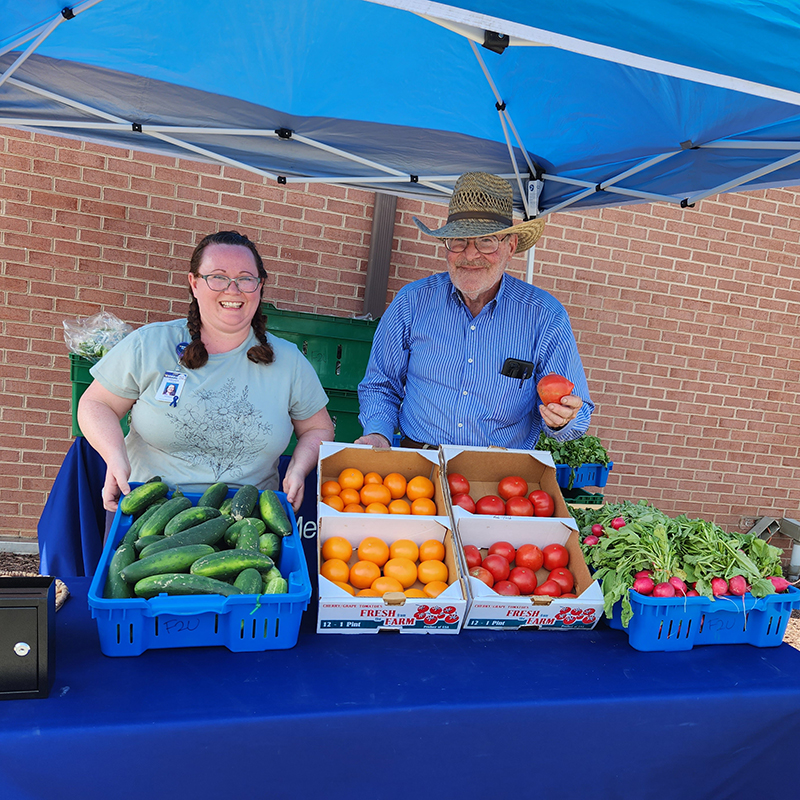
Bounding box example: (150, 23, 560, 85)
(534, 433, 610, 488)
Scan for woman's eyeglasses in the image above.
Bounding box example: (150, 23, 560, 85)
(197, 274, 263, 293)
(443, 235, 509, 254)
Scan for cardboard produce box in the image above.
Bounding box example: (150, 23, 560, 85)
(439, 445, 572, 523)
(317, 514, 467, 634)
(318, 442, 448, 524)
(457, 514, 604, 631)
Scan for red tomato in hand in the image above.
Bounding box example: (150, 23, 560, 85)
(451, 493, 476, 514)
(537, 373, 575, 406)
(481, 553, 511, 583)
(508, 566, 538, 595)
(469, 566, 494, 588)
(515, 543, 544, 571)
(542, 543, 570, 570)
(475, 495, 506, 515)
(528, 489, 555, 517)
(493, 580, 521, 596)
(505, 496, 534, 516)
(488, 541, 516, 562)
(497, 475, 528, 500)
(535, 579, 562, 597)
(463, 544, 482, 569)
(447, 473, 470, 496)
(547, 567, 575, 593)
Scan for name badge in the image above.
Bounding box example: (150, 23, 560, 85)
(156, 371, 186, 407)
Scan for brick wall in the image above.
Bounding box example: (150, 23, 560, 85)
(1, 127, 799, 545)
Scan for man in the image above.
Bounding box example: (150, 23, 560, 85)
(356, 171, 593, 450)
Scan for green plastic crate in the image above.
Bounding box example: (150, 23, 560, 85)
(69, 353, 130, 438)
(283, 388, 361, 455)
(262, 303, 378, 393)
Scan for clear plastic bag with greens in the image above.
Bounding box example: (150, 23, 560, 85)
(63, 311, 133, 363)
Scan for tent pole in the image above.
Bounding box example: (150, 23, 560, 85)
(525, 246, 535, 285)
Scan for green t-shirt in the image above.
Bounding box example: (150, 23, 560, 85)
(90, 319, 328, 492)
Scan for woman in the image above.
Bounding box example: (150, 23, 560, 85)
(78, 230, 334, 513)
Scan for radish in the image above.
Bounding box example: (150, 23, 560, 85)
(769, 576, 792, 593)
(710, 577, 729, 596)
(634, 569, 652, 579)
(583, 534, 600, 546)
(686, 589, 700, 597)
(611, 517, 626, 530)
(632, 576, 654, 595)
(652, 581, 676, 598)
(591, 524, 604, 536)
(728, 575, 749, 596)
(668, 576, 688, 596)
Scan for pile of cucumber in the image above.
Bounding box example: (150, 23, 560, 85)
(103, 479, 294, 600)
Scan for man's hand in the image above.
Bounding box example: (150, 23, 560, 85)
(354, 433, 392, 448)
(540, 394, 583, 431)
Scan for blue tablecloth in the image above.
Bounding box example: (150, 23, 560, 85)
(2, 578, 800, 800)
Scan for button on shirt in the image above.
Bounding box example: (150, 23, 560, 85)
(358, 272, 593, 449)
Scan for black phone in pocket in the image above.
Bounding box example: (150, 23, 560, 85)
(500, 357, 534, 385)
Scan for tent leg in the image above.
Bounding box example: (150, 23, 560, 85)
(525, 245, 536, 284)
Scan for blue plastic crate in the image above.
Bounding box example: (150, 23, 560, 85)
(88, 487, 311, 656)
(555, 462, 613, 489)
(608, 586, 800, 651)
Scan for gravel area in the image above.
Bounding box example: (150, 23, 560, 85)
(2, 550, 798, 648)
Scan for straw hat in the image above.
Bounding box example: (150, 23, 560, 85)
(413, 172, 545, 252)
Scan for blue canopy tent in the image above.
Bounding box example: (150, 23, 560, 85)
(3, 0, 800, 220)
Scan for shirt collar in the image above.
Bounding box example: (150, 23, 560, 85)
(447, 273, 507, 317)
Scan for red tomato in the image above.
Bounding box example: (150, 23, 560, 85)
(547, 567, 575, 593)
(481, 553, 511, 583)
(488, 541, 516, 562)
(463, 544, 482, 569)
(535, 579, 562, 597)
(493, 580, 521, 596)
(447, 473, 470, 496)
(528, 490, 555, 517)
(515, 543, 544, 571)
(469, 566, 494, 588)
(508, 566, 537, 595)
(542, 543, 570, 570)
(475, 495, 506, 515)
(497, 475, 529, 500)
(537, 373, 575, 405)
(505, 496, 534, 516)
(451, 493, 476, 514)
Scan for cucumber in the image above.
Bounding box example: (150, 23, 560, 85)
(143, 475, 162, 483)
(138, 495, 193, 538)
(224, 517, 266, 547)
(258, 532, 281, 560)
(234, 523, 262, 552)
(163, 506, 221, 536)
(264, 576, 288, 594)
(133, 573, 244, 599)
(218, 497, 233, 516)
(233, 567, 264, 594)
(134, 534, 166, 553)
(197, 482, 229, 509)
(119, 481, 169, 516)
(190, 550, 275, 581)
(120, 544, 215, 584)
(103, 539, 137, 598)
(230, 484, 259, 520)
(123, 503, 163, 545)
(139, 516, 233, 558)
(259, 488, 292, 536)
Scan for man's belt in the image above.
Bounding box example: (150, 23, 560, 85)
(399, 436, 437, 450)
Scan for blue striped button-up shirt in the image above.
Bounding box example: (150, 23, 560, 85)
(358, 272, 593, 449)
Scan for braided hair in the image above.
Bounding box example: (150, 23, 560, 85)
(181, 231, 274, 369)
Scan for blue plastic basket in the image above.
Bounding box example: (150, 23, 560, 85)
(555, 462, 613, 489)
(608, 586, 800, 651)
(88, 487, 311, 656)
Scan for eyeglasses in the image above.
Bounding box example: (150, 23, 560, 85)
(443, 235, 509, 254)
(197, 274, 263, 293)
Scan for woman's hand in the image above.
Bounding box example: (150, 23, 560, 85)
(285, 407, 335, 511)
(101, 459, 132, 513)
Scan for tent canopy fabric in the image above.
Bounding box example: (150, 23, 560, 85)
(2, 0, 800, 217)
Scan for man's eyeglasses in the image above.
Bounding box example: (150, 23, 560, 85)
(443, 235, 509, 254)
(197, 274, 263, 293)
